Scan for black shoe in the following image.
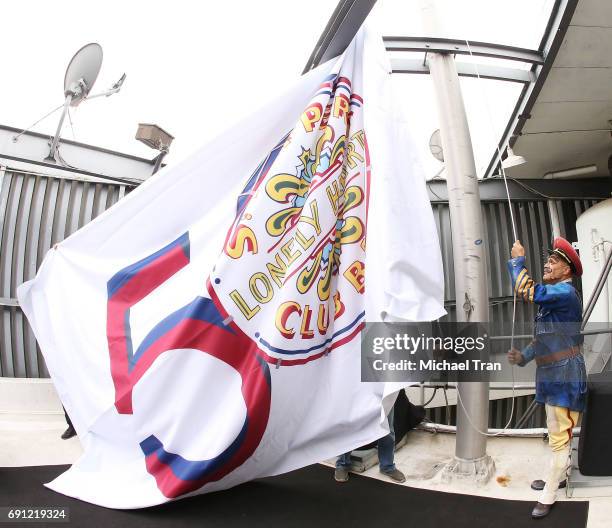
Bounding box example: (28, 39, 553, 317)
(530, 479, 566, 491)
(61, 425, 76, 440)
(381, 469, 406, 483)
(334, 467, 349, 482)
(532, 502, 553, 519)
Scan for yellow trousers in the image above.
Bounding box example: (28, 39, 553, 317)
(545, 404, 580, 452)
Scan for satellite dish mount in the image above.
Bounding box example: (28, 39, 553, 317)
(44, 90, 82, 163)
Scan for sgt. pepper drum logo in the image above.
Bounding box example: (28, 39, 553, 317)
(214, 73, 370, 365)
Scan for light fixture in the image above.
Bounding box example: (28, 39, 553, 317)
(501, 146, 526, 169)
(135, 123, 174, 175)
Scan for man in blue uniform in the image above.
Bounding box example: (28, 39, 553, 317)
(507, 237, 586, 519)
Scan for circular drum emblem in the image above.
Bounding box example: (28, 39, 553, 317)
(106, 234, 271, 499)
(137, 296, 271, 498)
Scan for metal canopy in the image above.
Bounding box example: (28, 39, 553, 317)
(387, 38, 541, 84)
(307, 1, 606, 184)
(305, 7, 544, 84)
(486, 0, 612, 179)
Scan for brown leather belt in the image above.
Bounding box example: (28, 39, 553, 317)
(536, 346, 581, 366)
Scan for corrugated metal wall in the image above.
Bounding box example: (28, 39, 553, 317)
(434, 199, 597, 321)
(0, 166, 598, 382)
(0, 167, 132, 377)
(428, 198, 596, 428)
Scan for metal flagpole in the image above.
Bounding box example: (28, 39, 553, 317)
(417, 0, 493, 480)
(428, 51, 495, 482)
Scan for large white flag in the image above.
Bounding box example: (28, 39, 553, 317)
(18, 27, 445, 508)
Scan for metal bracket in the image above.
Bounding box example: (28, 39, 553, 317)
(462, 292, 474, 317)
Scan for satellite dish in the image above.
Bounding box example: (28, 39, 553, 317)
(45, 42, 110, 162)
(429, 129, 444, 163)
(63, 43, 103, 106)
(13, 43, 124, 151)
(43, 43, 125, 163)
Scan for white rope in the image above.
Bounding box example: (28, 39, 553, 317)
(452, 39, 520, 437)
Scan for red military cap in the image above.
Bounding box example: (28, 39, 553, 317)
(547, 237, 583, 277)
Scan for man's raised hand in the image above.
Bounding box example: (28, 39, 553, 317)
(507, 348, 523, 365)
(511, 240, 525, 258)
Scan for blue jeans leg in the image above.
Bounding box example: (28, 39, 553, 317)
(336, 451, 352, 469)
(378, 408, 396, 473)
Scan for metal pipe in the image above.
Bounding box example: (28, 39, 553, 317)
(582, 244, 612, 329)
(582, 234, 611, 326)
(489, 334, 533, 341)
(419, 422, 580, 438)
(566, 328, 612, 337)
(581, 237, 606, 323)
(428, 52, 490, 464)
(547, 200, 561, 239)
(490, 328, 612, 341)
(514, 399, 539, 429)
(593, 238, 611, 329)
(152, 148, 168, 175)
(420, 383, 535, 391)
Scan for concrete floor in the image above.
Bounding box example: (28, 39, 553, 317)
(2, 379, 611, 526)
(323, 430, 612, 527)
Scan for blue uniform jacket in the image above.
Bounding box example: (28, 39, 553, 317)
(507, 256, 586, 412)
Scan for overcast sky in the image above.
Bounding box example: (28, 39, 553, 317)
(0, 0, 554, 177)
